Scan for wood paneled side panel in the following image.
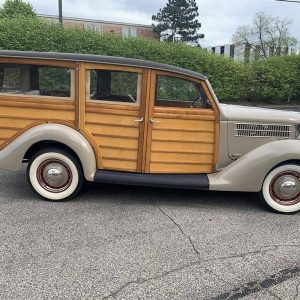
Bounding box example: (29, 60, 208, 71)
(0, 99, 75, 148)
(85, 107, 140, 172)
(148, 109, 215, 174)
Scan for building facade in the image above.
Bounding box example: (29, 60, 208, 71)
(39, 14, 159, 40)
(206, 44, 298, 62)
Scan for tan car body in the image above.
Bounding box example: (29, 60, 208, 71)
(0, 50, 299, 196)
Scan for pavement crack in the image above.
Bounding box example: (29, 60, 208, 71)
(101, 280, 137, 300)
(102, 242, 300, 300)
(150, 198, 200, 256)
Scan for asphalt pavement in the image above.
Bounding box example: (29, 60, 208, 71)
(0, 166, 299, 300)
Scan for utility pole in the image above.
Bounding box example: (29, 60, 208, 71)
(58, 0, 63, 25)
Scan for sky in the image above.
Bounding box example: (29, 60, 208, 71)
(0, 0, 299, 47)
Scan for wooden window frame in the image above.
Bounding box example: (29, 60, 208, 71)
(85, 63, 143, 107)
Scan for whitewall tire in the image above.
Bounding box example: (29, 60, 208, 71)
(262, 164, 300, 213)
(27, 148, 83, 201)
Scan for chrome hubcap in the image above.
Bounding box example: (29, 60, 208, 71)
(37, 159, 72, 193)
(270, 171, 300, 206)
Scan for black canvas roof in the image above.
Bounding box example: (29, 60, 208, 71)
(0, 50, 206, 80)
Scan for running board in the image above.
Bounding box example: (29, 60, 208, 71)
(94, 170, 209, 190)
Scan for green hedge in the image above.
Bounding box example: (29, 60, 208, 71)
(0, 17, 299, 103)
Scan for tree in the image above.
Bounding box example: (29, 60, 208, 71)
(152, 0, 204, 45)
(232, 12, 298, 59)
(0, 0, 36, 18)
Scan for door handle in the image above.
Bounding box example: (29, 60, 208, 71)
(134, 117, 144, 122)
(150, 118, 160, 124)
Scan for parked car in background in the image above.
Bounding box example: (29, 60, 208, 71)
(0, 50, 299, 214)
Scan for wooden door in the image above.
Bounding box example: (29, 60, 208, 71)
(83, 63, 147, 173)
(145, 70, 219, 174)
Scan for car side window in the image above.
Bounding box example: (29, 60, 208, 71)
(155, 75, 210, 109)
(88, 70, 142, 104)
(0, 63, 73, 98)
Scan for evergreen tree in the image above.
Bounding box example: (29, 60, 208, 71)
(152, 0, 204, 45)
(0, 0, 36, 18)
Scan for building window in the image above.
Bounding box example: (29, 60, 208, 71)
(94, 25, 101, 33)
(84, 23, 102, 33)
(220, 46, 225, 55)
(254, 45, 261, 60)
(123, 27, 137, 37)
(230, 45, 235, 59)
(130, 27, 137, 37)
(244, 44, 251, 63)
(212, 47, 216, 54)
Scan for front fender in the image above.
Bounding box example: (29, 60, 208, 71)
(208, 139, 300, 192)
(0, 124, 96, 181)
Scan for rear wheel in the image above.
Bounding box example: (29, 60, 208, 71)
(262, 164, 300, 213)
(27, 148, 83, 201)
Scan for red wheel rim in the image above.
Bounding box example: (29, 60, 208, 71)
(36, 159, 72, 193)
(269, 171, 300, 206)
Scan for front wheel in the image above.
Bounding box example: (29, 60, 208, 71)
(261, 164, 300, 213)
(27, 148, 83, 201)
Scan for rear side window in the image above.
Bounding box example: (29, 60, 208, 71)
(0, 63, 73, 98)
(87, 70, 142, 104)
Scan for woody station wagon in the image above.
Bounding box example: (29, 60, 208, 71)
(0, 50, 300, 214)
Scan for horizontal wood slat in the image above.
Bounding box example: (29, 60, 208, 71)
(0, 106, 75, 121)
(86, 102, 140, 111)
(153, 113, 215, 121)
(154, 107, 215, 116)
(0, 96, 75, 106)
(86, 113, 138, 126)
(152, 119, 215, 131)
(87, 124, 139, 138)
(151, 141, 214, 153)
(86, 106, 138, 117)
(102, 148, 138, 161)
(150, 163, 213, 174)
(152, 130, 215, 143)
(102, 159, 137, 172)
(94, 136, 138, 149)
(0, 99, 75, 111)
(151, 152, 213, 164)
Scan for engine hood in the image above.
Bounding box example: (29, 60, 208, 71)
(220, 104, 300, 125)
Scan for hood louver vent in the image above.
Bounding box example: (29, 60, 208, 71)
(235, 123, 293, 138)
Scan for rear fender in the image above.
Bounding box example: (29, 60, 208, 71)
(0, 124, 97, 181)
